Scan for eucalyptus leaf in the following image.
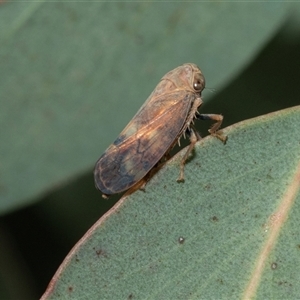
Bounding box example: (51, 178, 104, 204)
(0, 2, 290, 214)
(42, 106, 300, 299)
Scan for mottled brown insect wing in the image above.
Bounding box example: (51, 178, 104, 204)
(94, 91, 196, 195)
(93, 63, 214, 196)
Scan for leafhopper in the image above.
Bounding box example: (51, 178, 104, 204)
(94, 63, 226, 198)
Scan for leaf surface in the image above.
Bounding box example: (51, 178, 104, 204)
(0, 2, 289, 213)
(42, 106, 300, 299)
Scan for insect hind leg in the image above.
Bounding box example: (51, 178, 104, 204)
(177, 126, 199, 183)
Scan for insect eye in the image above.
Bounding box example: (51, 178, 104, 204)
(193, 80, 203, 91)
(193, 74, 205, 92)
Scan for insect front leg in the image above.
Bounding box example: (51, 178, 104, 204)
(197, 113, 227, 143)
(177, 127, 199, 183)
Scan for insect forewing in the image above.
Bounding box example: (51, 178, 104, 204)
(94, 63, 204, 195)
(94, 91, 196, 194)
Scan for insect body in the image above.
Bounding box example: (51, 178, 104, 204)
(94, 63, 226, 198)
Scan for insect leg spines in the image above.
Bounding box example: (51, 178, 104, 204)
(176, 96, 202, 147)
(183, 97, 203, 133)
(177, 126, 199, 182)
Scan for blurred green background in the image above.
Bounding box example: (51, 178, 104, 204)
(0, 2, 299, 299)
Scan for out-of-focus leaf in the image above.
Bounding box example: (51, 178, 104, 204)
(0, 2, 289, 213)
(42, 106, 300, 299)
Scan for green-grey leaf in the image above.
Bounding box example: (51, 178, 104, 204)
(0, 3, 290, 213)
(42, 106, 300, 299)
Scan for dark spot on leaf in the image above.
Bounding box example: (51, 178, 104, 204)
(271, 262, 277, 270)
(93, 247, 107, 258)
(211, 216, 219, 222)
(178, 237, 185, 244)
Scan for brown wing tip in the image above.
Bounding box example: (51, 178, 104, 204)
(93, 163, 114, 196)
